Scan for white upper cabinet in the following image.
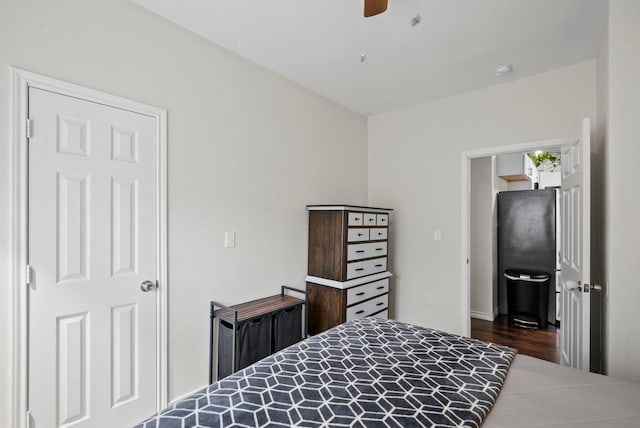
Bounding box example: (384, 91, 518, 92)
(497, 153, 538, 182)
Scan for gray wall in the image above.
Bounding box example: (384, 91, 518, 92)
(470, 157, 494, 319)
(0, 0, 368, 422)
(601, 0, 640, 381)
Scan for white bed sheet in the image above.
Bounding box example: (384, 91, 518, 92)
(484, 355, 640, 427)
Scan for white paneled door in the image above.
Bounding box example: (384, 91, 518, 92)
(28, 87, 158, 427)
(560, 118, 591, 370)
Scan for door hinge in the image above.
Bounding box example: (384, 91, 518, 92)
(26, 264, 33, 289)
(26, 118, 33, 139)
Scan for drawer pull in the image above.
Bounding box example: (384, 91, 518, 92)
(376, 286, 384, 290)
(375, 248, 383, 251)
(377, 232, 383, 236)
(356, 250, 365, 253)
(355, 268, 365, 272)
(356, 292, 365, 296)
(369, 218, 375, 222)
(376, 302, 385, 306)
(375, 264, 383, 268)
(355, 310, 365, 315)
(355, 217, 360, 221)
(358, 233, 364, 237)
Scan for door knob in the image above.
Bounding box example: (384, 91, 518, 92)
(140, 280, 157, 292)
(565, 280, 581, 291)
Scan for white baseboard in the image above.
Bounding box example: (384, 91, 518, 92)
(470, 310, 496, 322)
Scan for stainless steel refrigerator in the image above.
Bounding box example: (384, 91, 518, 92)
(497, 189, 559, 325)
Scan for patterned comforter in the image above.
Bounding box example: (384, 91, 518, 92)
(135, 318, 516, 427)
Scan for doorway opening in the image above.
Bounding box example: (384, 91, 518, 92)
(462, 119, 598, 372)
(461, 138, 565, 364)
(470, 151, 562, 363)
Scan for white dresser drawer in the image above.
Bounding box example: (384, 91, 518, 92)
(348, 212, 363, 226)
(369, 228, 387, 240)
(371, 309, 389, 320)
(346, 294, 389, 320)
(376, 214, 389, 226)
(347, 242, 388, 261)
(346, 258, 387, 279)
(347, 228, 369, 242)
(364, 213, 377, 226)
(347, 278, 390, 305)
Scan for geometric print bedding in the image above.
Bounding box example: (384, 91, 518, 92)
(135, 318, 516, 428)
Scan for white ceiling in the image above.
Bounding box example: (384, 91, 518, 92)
(132, 0, 607, 115)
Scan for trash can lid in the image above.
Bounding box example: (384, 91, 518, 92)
(504, 269, 549, 281)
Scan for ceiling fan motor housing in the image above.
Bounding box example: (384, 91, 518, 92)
(364, 0, 388, 17)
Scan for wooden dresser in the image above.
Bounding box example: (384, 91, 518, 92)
(306, 205, 392, 335)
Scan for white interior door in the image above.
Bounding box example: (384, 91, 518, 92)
(560, 118, 591, 370)
(28, 87, 158, 427)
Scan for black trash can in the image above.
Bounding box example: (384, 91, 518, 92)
(504, 269, 550, 329)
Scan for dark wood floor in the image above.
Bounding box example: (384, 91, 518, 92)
(471, 315, 560, 364)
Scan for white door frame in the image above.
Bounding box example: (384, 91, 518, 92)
(460, 137, 564, 336)
(10, 68, 168, 428)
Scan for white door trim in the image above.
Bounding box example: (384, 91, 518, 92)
(460, 137, 564, 337)
(10, 68, 168, 428)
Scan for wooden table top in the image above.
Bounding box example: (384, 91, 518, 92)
(213, 294, 304, 323)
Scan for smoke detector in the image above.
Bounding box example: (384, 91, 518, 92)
(495, 63, 513, 77)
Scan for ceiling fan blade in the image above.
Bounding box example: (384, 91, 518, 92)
(364, 0, 388, 17)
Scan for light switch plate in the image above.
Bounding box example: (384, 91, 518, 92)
(225, 231, 236, 248)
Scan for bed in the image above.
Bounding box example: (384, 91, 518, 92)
(135, 318, 640, 427)
(483, 354, 640, 427)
